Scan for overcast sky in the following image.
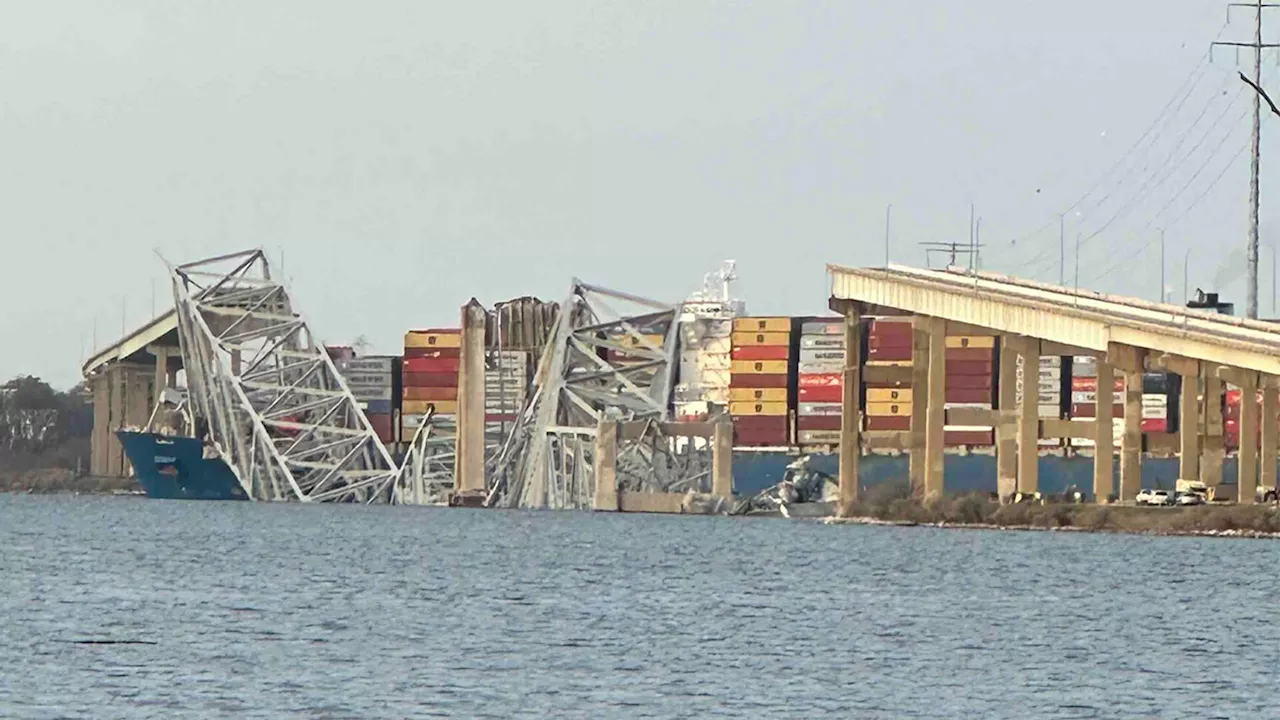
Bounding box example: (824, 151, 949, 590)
(2, 0, 1273, 388)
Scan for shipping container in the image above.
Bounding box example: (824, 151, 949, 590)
(731, 331, 791, 347)
(405, 330, 462, 349)
(1141, 418, 1168, 432)
(798, 429, 843, 445)
(945, 336, 995, 349)
(946, 360, 994, 376)
(867, 387, 911, 402)
(868, 416, 911, 431)
(730, 345, 791, 361)
(867, 346, 912, 362)
(946, 388, 993, 404)
(735, 430, 791, 446)
(362, 399, 394, 416)
(945, 375, 992, 390)
(945, 430, 995, 446)
(801, 320, 844, 335)
(1070, 403, 1124, 419)
(403, 386, 459, 402)
(866, 402, 909, 417)
(729, 373, 788, 389)
(798, 348, 846, 364)
(729, 401, 788, 416)
(733, 317, 791, 333)
(867, 334, 912, 350)
(403, 346, 462, 360)
(729, 387, 787, 403)
(799, 373, 843, 388)
(798, 361, 846, 375)
(1070, 377, 1125, 392)
(798, 402, 843, 416)
(798, 386, 843, 403)
(402, 372, 460, 388)
(367, 414, 394, 444)
(797, 415, 841, 431)
(403, 356, 461, 374)
(945, 348, 994, 363)
(800, 336, 846, 350)
(1141, 405, 1167, 419)
(403, 400, 459, 415)
(731, 360, 789, 375)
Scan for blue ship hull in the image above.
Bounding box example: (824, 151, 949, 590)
(117, 431, 247, 500)
(730, 449, 1238, 499)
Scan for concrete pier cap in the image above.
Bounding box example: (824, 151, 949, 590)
(827, 264, 1280, 503)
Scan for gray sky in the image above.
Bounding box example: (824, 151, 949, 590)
(1, 0, 1272, 388)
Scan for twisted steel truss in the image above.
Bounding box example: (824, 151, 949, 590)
(488, 281, 680, 509)
(169, 249, 399, 503)
(396, 410, 456, 505)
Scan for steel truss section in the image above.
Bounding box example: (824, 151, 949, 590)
(396, 410, 456, 505)
(614, 420, 714, 496)
(488, 280, 680, 509)
(168, 249, 399, 503)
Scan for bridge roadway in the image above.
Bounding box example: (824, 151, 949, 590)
(828, 264, 1280, 517)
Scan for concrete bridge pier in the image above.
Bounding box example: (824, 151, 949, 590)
(1179, 368, 1201, 482)
(836, 305, 863, 517)
(1093, 359, 1115, 502)
(923, 316, 946, 499)
(1262, 382, 1277, 498)
(1201, 371, 1225, 488)
(995, 336, 1018, 502)
(1013, 337, 1039, 496)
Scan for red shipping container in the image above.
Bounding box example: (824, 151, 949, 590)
(732, 416, 788, 432)
(1071, 377, 1124, 392)
(403, 347, 462, 360)
(367, 414, 394, 444)
(404, 356, 461, 374)
(485, 413, 519, 422)
(731, 345, 791, 361)
(1225, 405, 1241, 420)
(799, 386, 843, 403)
(730, 373, 788, 389)
(867, 346, 912, 361)
(946, 388, 993, 404)
(403, 386, 458, 401)
(946, 375, 993, 390)
(867, 416, 911, 431)
(946, 360, 994, 376)
(797, 416, 842, 431)
(799, 373, 843, 388)
(1141, 418, 1168, 433)
(868, 334, 912, 350)
(945, 348, 994, 362)
(402, 372, 460, 388)
(734, 430, 791, 446)
(946, 430, 994, 446)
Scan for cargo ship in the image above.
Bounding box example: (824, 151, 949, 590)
(117, 430, 247, 500)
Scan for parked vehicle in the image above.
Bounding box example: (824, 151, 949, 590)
(1176, 491, 1205, 506)
(1135, 489, 1156, 505)
(1136, 489, 1174, 506)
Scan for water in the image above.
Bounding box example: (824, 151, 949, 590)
(1, 495, 1277, 719)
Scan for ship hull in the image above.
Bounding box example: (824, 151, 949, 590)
(730, 448, 1209, 499)
(117, 431, 247, 501)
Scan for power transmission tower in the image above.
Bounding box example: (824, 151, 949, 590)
(1214, 2, 1280, 318)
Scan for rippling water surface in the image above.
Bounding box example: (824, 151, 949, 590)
(2, 494, 1279, 718)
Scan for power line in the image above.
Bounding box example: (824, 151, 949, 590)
(1000, 20, 1230, 252)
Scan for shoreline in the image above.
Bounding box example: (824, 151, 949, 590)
(824, 513, 1280, 540)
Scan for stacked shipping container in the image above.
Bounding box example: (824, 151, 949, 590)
(943, 335, 996, 446)
(796, 318, 845, 445)
(1015, 354, 1065, 447)
(1141, 372, 1170, 434)
(864, 318, 913, 433)
(730, 317, 792, 446)
(1069, 356, 1123, 448)
(336, 356, 398, 445)
(402, 329, 461, 440)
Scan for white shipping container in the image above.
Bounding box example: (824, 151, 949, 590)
(1141, 394, 1168, 408)
(798, 361, 845, 374)
(1038, 404, 1060, 418)
(798, 429, 842, 445)
(801, 321, 843, 335)
(798, 402, 843, 416)
(338, 357, 394, 375)
(799, 348, 846, 363)
(1040, 356, 1063, 367)
(1141, 406, 1168, 419)
(800, 336, 846, 350)
(1037, 380, 1059, 393)
(1039, 366, 1062, 380)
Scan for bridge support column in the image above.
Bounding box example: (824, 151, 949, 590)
(1239, 373, 1259, 505)
(995, 336, 1018, 503)
(837, 307, 863, 517)
(712, 420, 733, 498)
(592, 418, 618, 511)
(455, 300, 487, 494)
(1263, 382, 1277, 501)
(924, 316, 946, 499)
(1201, 372, 1225, 488)
(91, 374, 109, 477)
(155, 349, 169, 397)
(1120, 368, 1143, 501)
(909, 318, 929, 496)
(1015, 338, 1039, 496)
(1093, 360, 1115, 503)
(1179, 371, 1200, 482)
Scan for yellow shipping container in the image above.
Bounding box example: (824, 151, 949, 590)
(402, 400, 459, 415)
(866, 401, 910, 417)
(729, 387, 788, 403)
(405, 332, 462, 349)
(729, 401, 789, 416)
(867, 388, 913, 403)
(945, 336, 995, 349)
(731, 360, 789, 375)
(731, 331, 791, 347)
(732, 317, 791, 333)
